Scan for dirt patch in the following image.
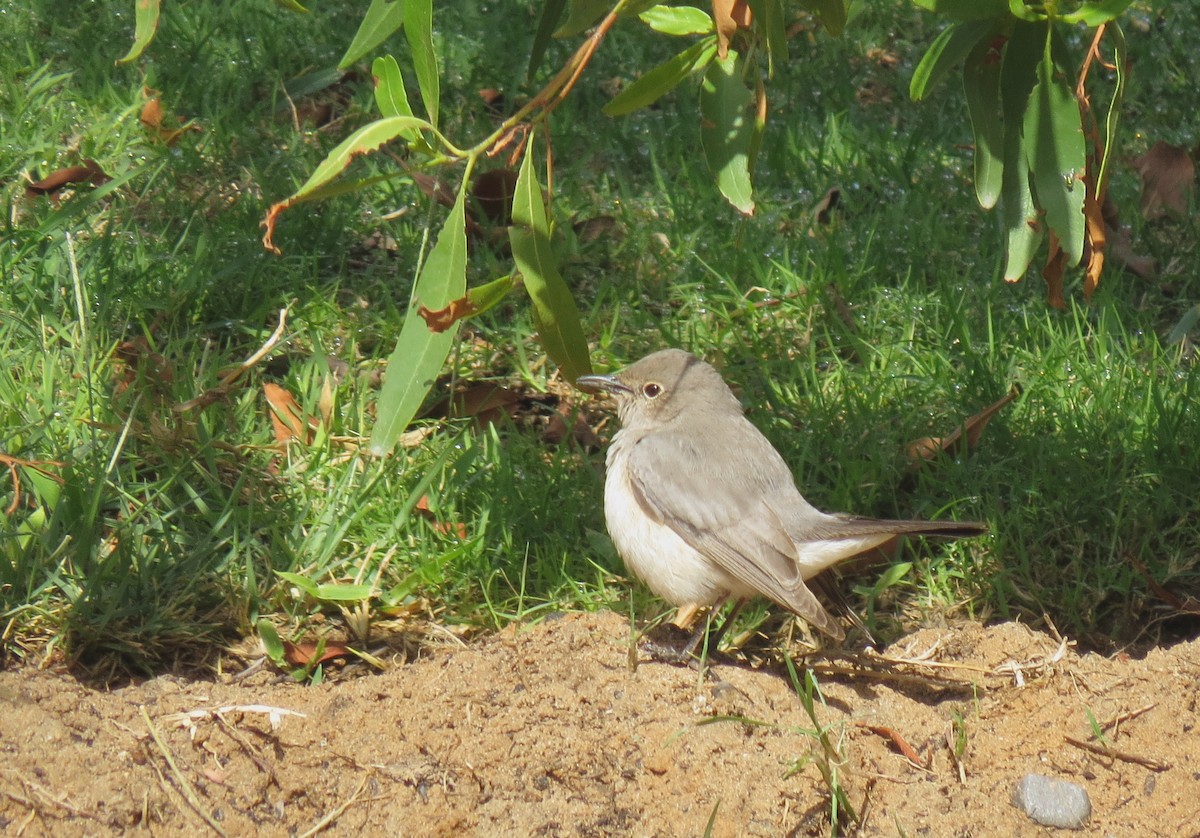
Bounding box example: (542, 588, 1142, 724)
(1, 612, 1198, 835)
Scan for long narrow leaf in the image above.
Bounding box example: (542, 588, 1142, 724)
(510, 140, 593, 384)
(1062, 0, 1135, 26)
(604, 38, 716, 117)
(368, 190, 468, 455)
(913, 0, 1008, 20)
(1024, 48, 1086, 266)
(116, 0, 161, 65)
(700, 51, 755, 215)
(1096, 23, 1126, 197)
(528, 0, 567, 80)
(339, 0, 407, 69)
(404, 0, 440, 128)
(910, 19, 995, 101)
(999, 22, 1043, 280)
(262, 116, 432, 252)
(963, 34, 1005, 208)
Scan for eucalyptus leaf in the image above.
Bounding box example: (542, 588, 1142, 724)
(604, 38, 717, 117)
(963, 35, 1005, 208)
(339, 0, 406, 69)
(638, 5, 713, 36)
(1024, 53, 1086, 266)
(368, 187, 468, 455)
(999, 21, 1043, 280)
(700, 51, 756, 215)
(509, 140, 593, 384)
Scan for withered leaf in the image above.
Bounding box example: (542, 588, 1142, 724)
(25, 160, 110, 199)
(418, 297, 477, 333)
(1041, 233, 1068, 310)
(282, 639, 352, 667)
(907, 384, 1021, 468)
(415, 495, 468, 539)
(713, 0, 752, 59)
(1132, 141, 1196, 219)
(471, 168, 518, 226)
(264, 382, 314, 445)
(140, 88, 199, 146)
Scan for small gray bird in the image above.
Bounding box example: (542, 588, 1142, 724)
(577, 349, 986, 643)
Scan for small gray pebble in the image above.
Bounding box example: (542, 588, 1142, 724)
(1012, 773, 1092, 829)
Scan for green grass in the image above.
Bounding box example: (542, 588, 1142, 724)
(2, 1, 1198, 673)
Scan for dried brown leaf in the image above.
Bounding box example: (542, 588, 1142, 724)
(713, 0, 751, 59)
(25, 160, 110, 199)
(282, 639, 352, 667)
(264, 382, 314, 446)
(1042, 233, 1067, 310)
(415, 495, 468, 539)
(471, 168, 518, 226)
(907, 385, 1021, 468)
(418, 297, 478, 333)
(1132, 141, 1195, 219)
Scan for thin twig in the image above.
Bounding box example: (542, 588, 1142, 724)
(298, 774, 371, 838)
(1063, 735, 1171, 772)
(140, 706, 229, 837)
(175, 307, 289, 412)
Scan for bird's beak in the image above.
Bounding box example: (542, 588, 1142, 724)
(576, 373, 632, 397)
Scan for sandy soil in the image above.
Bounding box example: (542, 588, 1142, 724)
(1, 612, 1197, 836)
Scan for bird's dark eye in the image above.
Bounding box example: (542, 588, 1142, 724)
(642, 382, 662, 398)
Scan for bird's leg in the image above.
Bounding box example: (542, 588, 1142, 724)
(681, 597, 745, 661)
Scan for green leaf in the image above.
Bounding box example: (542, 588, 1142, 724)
(256, 619, 286, 664)
(910, 19, 996, 101)
(271, 0, 309, 12)
(339, 0, 406, 69)
(280, 116, 431, 205)
(528, 0, 567, 80)
(368, 187, 468, 455)
(1061, 0, 1135, 26)
(116, 0, 161, 65)
(404, 0, 440, 128)
(603, 38, 716, 117)
(913, 0, 1009, 20)
(1007, 0, 1043, 21)
(372, 56, 414, 119)
(285, 68, 349, 101)
(275, 572, 374, 602)
(1024, 50, 1086, 266)
(700, 51, 756, 215)
(638, 5, 713, 36)
(963, 34, 1005, 208)
(801, 0, 848, 36)
(555, 0, 610, 38)
(747, 0, 789, 76)
(466, 273, 521, 319)
(999, 21, 1044, 280)
(509, 139, 593, 384)
(1096, 23, 1126, 197)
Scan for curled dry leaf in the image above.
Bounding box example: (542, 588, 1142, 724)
(471, 168, 518, 227)
(415, 495, 468, 539)
(1132, 141, 1196, 219)
(283, 639, 352, 667)
(140, 88, 200, 146)
(264, 382, 315, 446)
(857, 722, 928, 769)
(418, 297, 478, 333)
(25, 159, 110, 199)
(907, 384, 1022, 469)
(713, 0, 752, 59)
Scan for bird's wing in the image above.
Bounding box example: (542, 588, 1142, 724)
(624, 427, 845, 638)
